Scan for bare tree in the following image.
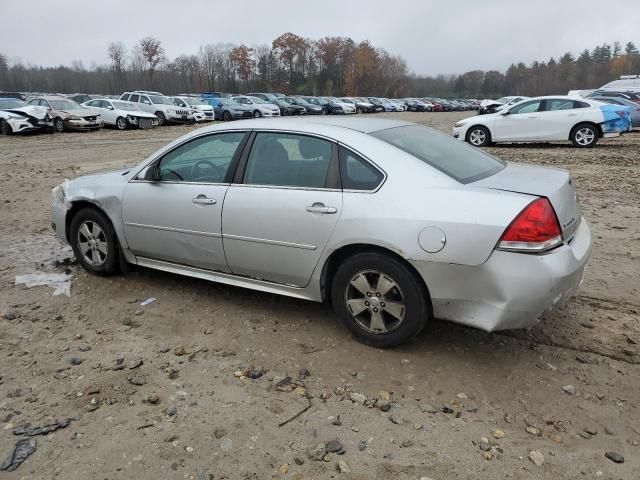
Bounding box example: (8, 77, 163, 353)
(107, 41, 127, 92)
(139, 37, 166, 88)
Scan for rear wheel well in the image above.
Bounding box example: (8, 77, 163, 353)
(570, 121, 602, 139)
(320, 244, 430, 303)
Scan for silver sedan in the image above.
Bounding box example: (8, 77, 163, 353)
(51, 117, 592, 347)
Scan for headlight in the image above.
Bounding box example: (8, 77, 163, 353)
(69, 115, 81, 120)
(454, 121, 467, 128)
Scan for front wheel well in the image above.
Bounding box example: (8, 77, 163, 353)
(65, 201, 111, 242)
(465, 124, 491, 141)
(320, 243, 430, 303)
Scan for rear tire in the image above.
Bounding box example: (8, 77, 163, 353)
(331, 252, 431, 348)
(69, 208, 119, 276)
(0, 119, 12, 135)
(466, 125, 491, 147)
(570, 123, 598, 148)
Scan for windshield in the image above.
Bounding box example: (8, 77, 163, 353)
(218, 98, 239, 106)
(371, 125, 505, 184)
(50, 100, 81, 110)
(185, 98, 207, 106)
(150, 95, 173, 105)
(248, 97, 267, 104)
(0, 99, 27, 108)
(112, 101, 138, 111)
(292, 98, 310, 106)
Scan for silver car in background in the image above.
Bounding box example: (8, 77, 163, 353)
(51, 117, 592, 347)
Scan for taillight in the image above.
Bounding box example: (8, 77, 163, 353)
(497, 198, 563, 253)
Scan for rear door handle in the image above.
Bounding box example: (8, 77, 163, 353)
(567, 113, 577, 116)
(192, 196, 217, 205)
(306, 203, 337, 214)
(527, 116, 538, 119)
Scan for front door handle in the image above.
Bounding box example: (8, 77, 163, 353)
(306, 203, 337, 214)
(527, 116, 538, 119)
(567, 113, 577, 116)
(192, 196, 217, 205)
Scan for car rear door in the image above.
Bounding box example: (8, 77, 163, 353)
(537, 99, 588, 140)
(221, 131, 342, 287)
(121, 131, 249, 272)
(493, 99, 542, 141)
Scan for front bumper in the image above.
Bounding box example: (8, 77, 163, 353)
(412, 218, 592, 331)
(5, 116, 53, 133)
(452, 125, 468, 141)
(65, 118, 104, 130)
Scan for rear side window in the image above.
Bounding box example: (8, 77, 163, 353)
(546, 99, 575, 111)
(371, 125, 504, 184)
(573, 101, 590, 108)
(244, 133, 333, 188)
(339, 147, 384, 191)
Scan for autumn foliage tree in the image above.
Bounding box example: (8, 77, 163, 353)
(230, 45, 255, 87)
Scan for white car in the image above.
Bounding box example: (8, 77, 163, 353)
(83, 99, 158, 130)
(173, 96, 215, 122)
(0, 98, 53, 134)
(231, 96, 281, 118)
(120, 91, 192, 125)
(479, 96, 529, 115)
(328, 98, 356, 114)
(453, 96, 633, 148)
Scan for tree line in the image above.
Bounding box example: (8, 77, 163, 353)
(0, 34, 638, 99)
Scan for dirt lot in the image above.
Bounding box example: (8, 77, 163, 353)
(0, 112, 638, 479)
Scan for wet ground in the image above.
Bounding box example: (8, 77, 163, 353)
(0, 112, 638, 479)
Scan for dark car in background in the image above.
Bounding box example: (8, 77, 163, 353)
(273, 98, 306, 116)
(302, 96, 343, 114)
(209, 97, 253, 121)
(0, 91, 27, 101)
(281, 96, 323, 115)
(405, 99, 430, 112)
(69, 94, 100, 104)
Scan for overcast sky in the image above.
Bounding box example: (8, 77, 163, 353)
(1, 0, 639, 75)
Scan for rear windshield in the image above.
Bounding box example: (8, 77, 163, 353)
(371, 125, 505, 184)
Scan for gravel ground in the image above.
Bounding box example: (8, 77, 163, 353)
(0, 112, 638, 479)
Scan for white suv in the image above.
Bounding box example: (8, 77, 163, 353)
(120, 91, 191, 125)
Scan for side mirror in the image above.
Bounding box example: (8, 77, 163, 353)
(108, 106, 114, 110)
(500, 109, 510, 115)
(143, 164, 159, 182)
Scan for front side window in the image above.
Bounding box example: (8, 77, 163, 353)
(140, 96, 152, 105)
(340, 147, 384, 191)
(244, 133, 333, 188)
(156, 132, 247, 183)
(509, 100, 542, 115)
(371, 125, 504, 184)
(129, 94, 140, 103)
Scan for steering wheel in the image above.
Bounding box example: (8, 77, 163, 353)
(162, 168, 183, 181)
(191, 159, 224, 182)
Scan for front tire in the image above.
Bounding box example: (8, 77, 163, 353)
(116, 117, 128, 130)
(223, 111, 232, 122)
(0, 119, 12, 135)
(69, 208, 119, 276)
(331, 252, 431, 348)
(54, 117, 65, 132)
(253, 110, 262, 118)
(155, 112, 166, 126)
(570, 123, 598, 148)
(466, 125, 491, 147)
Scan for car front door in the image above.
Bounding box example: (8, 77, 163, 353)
(493, 99, 542, 141)
(121, 131, 249, 271)
(99, 100, 118, 125)
(221, 131, 342, 287)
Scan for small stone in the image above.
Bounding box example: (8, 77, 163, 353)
(604, 451, 624, 464)
(166, 406, 177, 417)
(77, 345, 91, 352)
(220, 438, 233, 451)
(504, 413, 515, 423)
(159, 345, 170, 353)
(526, 426, 542, 436)
(293, 456, 304, 465)
(298, 367, 311, 378)
(465, 402, 479, 413)
(164, 434, 178, 442)
(185, 446, 194, 453)
(70, 357, 83, 366)
(401, 439, 414, 448)
(349, 392, 367, 405)
(550, 434, 563, 443)
(492, 429, 505, 439)
(483, 452, 493, 461)
(331, 416, 342, 426)
(358, 440, 367, 451)
(2, 311, 17, 320)
(148, 393, 160, 405)
(174, 345, 187, 356)
(379, 403, 391, 412)
(214, 428, 227, 439)
(278, 464, 289, 474)
(389, 415, 403, 425)
(529, 450, 544, 466)
(307, 443, 326, 461)
(351, 425, 359, 432)
(128, 375, 146, 386)
(122, 318, 132, 326)
(246, 368, 264, 379)
(441, 404, 454, 414)
(419, 402, 437, 414)
(579, 431, 592, 440)
(604, 427, 617, 436)
(562, 385, 576, 396)
(134, 310, 144, 316)
(584, 427, 598, 436)
(129, 358, 143, 369)
(337, 460, 350, 473)
(325, 439, 344, 454)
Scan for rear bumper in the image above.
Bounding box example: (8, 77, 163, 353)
(412, 218, 592, 331)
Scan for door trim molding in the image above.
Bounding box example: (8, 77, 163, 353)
(124, 222, 222, 238)
(223, 233, 317, 250)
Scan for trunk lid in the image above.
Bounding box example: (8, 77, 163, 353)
(473, 162, 582, 240)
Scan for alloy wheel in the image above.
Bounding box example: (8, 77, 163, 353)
(344, 270, 406, 334)
(77, 220, 108, 266)
(575, 127, 595, 146)
(469, 128, 486, 146)
(116, 117, 127, 130)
